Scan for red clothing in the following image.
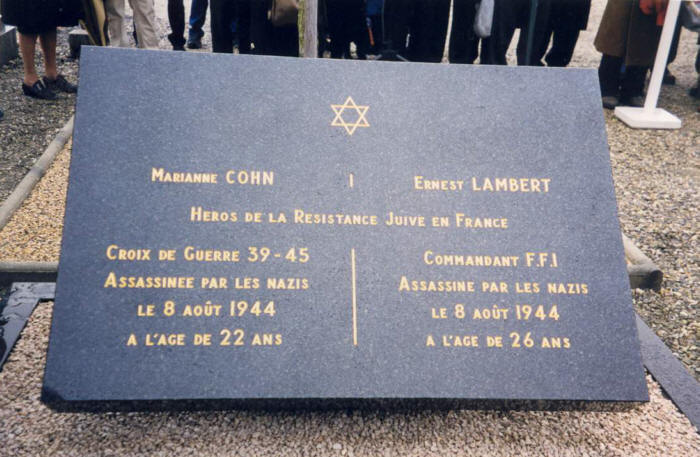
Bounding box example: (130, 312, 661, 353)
(639, 0, 668, 26)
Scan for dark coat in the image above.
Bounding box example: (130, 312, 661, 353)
(550, 0, 591, 31)
(594, 0, 661, 67)
(1, 0, 82, 34)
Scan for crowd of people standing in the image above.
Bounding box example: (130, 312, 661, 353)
(1, 0, 699, 111)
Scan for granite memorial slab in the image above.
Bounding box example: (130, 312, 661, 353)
(42, 47, 648, 407)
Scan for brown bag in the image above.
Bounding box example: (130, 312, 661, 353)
(268, 0, 299, 27)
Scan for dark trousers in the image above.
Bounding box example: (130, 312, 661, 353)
(365, 0, 383, 53)
(535, 0, 590, 67)
(407, 0, 450, 62)
(449, 0, 479, 64)
(168, 0, 186, 47)
(247, 0, 297, 57)
(188, 0, 209, 41)
(382, 0, 413, 58)
(483, 0, 551, 66)
(326, 0, 368, 59)
(366, 13, 382, 54)
(210, 0, 251, 53)
(380, 0, 449, 62)
(598, 54, 647, 99)
(541, 28, 580, 67)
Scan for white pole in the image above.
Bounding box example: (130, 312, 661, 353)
(614, 0, 682, 129)
(643, 0, 681, 112)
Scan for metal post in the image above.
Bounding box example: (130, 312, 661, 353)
(525, 0, 539, 65)
(303, 0, 318, 58)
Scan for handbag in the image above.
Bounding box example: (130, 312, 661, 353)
(269, 0, 299, 27)
(680, 1, 700, 32)
(473, 0, 494, 38)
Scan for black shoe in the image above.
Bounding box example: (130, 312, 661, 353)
(601, 95, 619, 110)
(186, 38, 202, 49)
(44, 75, 77, 94)
(620, 95, 645, 108)
(22, 80, 57, 100)
(0, 109, 3, 121)
(173, 44, 186, 51)
(662, 68, 676, 85)
(690, 85, 700, 99)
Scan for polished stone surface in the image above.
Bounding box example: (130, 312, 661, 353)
(43, 47, 647, 404)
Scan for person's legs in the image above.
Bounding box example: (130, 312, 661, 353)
(516, 0, 551, 66)
(19, 32, 40, 85)
(211, 0, 235, 53)
(619, 65, 647, 105)
(168, 0, 186, 49)
(347, 0, 369, 59)
(235, 0, 251, 53)
(692, 43, 700, 99)
(105, 0, 129, 46)
(407, 0, 449, 63)
(326, 1, 348, 58)
(130, 0, 160, 48)
(381, 0, 413, 59)
(188, 0, 209, 45)
(598, 53, 622, 108)
(449, 0, 478, 64)
(39, 29, 78, 93)
(483, 0, 516, 65)
(19, 30, 57, 99)
(660, 18, 683, 84)
(545, 27, 579, 67)
(38, 28, 57, 79)
(598, 54, 621, 96)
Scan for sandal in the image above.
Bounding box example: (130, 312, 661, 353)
(22, 80, 57, 100)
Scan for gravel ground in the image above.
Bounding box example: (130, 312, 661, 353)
(0, 8, 191, 204)
(0, 0, 699, 455)
(0, 300, 698, 457)
(0, 28, 78, 203)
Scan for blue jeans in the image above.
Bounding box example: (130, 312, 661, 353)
(188, 0, 208, 41)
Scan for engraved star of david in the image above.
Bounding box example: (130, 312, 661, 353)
(330, 96, 370, 136)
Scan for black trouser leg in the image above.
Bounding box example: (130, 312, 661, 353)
(382, 0, 414, 58)
(449, 0, 479, 64)
(367, 14, 382, 54)
(598, 54, 622, 97)
(168, 0, 186, 47)
(408, 0, 450, 62)
(211, 0, 235, 53)
(667, 17, 682, 65)
(236, 0, 251, 53)
(349, 1, 369, 59)
(545, 27, 579, 67)
(516, 0, 551, 66)
(538, 0, 586, 67)
(621, 66, 648, 100)
(327, 0, 351, 58)
(485, 0, 517, 65)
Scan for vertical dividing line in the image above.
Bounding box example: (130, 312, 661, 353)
(351, 248, 358, 346)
